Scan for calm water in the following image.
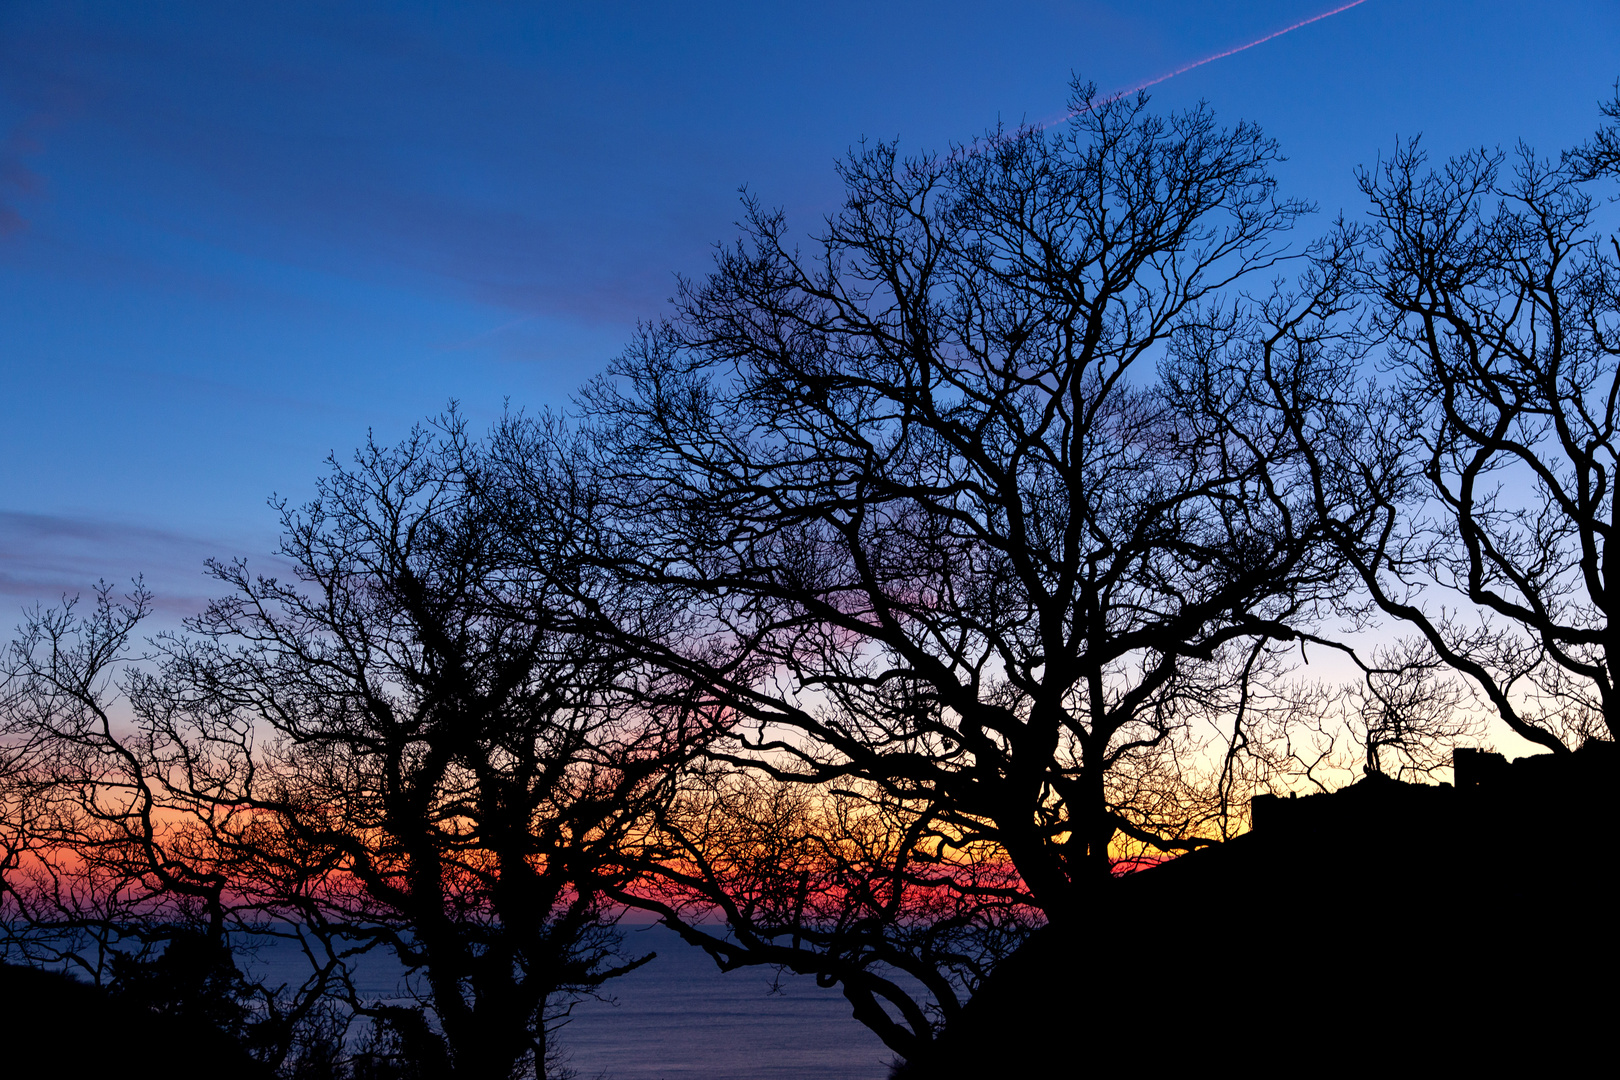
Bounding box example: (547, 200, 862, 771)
(241, 923, 906, 1080)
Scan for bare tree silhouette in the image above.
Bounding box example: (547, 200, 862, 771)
(2, 417, 706, 1078)
(492, 79, 1370, 1062)
(1299, 87, 1620, 752)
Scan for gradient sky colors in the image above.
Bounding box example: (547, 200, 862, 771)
(2, 1, 1618, 624)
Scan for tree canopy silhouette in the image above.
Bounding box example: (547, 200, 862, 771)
(9, 74, 1619, 1080)
(1302, 86, 1620, 754)
(2, 417, 704, 1079)
(493, 80, 1369, 1061)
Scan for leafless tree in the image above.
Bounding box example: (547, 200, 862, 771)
(0, 582, 334, 1068)
(1307, 87, 1620, 753)
(493, 81, 1366, 1061)
(2, 417, 703, 1078)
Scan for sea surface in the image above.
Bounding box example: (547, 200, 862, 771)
(240, 923, 908, 1080)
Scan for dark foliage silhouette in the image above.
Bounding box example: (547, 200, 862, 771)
(0, 959, 276, 1079)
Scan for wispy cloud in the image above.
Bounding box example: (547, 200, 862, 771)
(0, 510, 286, 622)
(0, 100, 65, 237)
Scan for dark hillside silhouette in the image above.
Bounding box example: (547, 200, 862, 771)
(896, 743, 1619, 1075)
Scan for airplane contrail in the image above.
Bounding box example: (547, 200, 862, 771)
(1041, 0, 1372, 130)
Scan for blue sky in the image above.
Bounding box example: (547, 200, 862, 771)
(3, 0, 1618, 621)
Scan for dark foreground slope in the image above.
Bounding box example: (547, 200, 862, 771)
(0, 962, 275, 1080)
(899, 744, 1618, 1076)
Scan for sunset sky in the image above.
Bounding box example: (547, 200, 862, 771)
(3, 0, 1618, 622)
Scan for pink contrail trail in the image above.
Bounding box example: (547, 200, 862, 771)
(1116, 1, 1369, 100)
(1039, 0, 1371, 131)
